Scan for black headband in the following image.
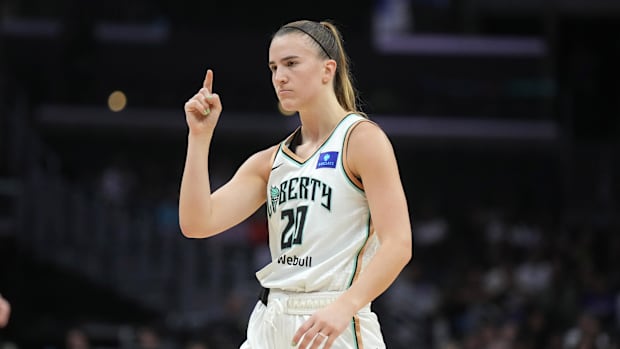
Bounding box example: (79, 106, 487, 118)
(283, 25, 333, 59)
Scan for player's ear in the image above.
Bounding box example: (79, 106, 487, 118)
(322, 59, 337, 84)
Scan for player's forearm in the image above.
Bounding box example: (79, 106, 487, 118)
(179, 133, 215, 237)
(340, 234, 412, 312)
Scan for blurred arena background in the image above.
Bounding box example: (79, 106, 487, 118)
(0, 0, 619, 348)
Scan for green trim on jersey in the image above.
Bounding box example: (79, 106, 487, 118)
(280, 113, 358, 167)
(351, 319, 360, 349)
(280, 148, 305, 166)
(338, 119, 366, 194)
(339, 164, 364, 194)
(347, 212, 371, 288)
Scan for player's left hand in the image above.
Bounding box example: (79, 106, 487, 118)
(292, 299, 357, 349)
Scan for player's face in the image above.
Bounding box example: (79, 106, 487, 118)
(269, 33, 327, 112)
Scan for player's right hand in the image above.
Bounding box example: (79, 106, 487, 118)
(184, 69, 223, 135)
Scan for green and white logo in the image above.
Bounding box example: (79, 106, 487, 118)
(268, 186, 280, 217)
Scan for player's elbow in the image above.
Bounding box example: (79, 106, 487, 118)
(403, 244, 413, 265)
(179, 224, 202, 238)
(179, 218, 213, 238)
(393, 233, 413, 266)
(399, 240, 413, 266)
(178, 207, 217, 238)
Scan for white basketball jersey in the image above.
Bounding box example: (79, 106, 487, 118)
(256, 113, 380, 292)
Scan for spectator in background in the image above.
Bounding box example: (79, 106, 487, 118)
(153, 186, 181, 281)
(0, 294, 10, 328)
(135, 326, 162, 349)
(381, 263, 441, 348)
(563, 312, 611, 349)
(65, 327, 90, 349)
(514, 248, 553, 298)
(155, 187, 180, 236)
(248, 211, 270, 273)
(183, 340, 209, 349)
(99, 155, 136, 209)
(516, 307, 551, 349)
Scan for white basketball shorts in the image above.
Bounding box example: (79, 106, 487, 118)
(239, 289, 386, 349)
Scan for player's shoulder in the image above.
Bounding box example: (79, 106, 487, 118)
(247, 144, 280, 165)
(348, 117, 388, 142)
(346, 117, 395, 164)
(240, 144, 281, 180)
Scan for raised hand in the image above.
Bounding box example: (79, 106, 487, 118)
(184, 69, 223, 135)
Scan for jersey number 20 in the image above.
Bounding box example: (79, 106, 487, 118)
(280, 205, 308, 249)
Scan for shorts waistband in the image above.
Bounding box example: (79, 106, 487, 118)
(258, 287, 371, 315)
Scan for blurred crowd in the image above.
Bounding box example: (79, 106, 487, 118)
(377, 203, 619, 349)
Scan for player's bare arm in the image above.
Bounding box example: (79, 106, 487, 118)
(293, 121, 412, 349)
(343, 120, 412, 308)
(179, 68, 276, 238)
(180, 144, 276, 238)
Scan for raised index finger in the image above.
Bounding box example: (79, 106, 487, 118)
(203, 69, 213, 93)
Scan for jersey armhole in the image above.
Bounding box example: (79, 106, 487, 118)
(269, 143, 282, 168)
(343, 119, 374, 191)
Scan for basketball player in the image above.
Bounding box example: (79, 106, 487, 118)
(179, 20, 412, 349)
(0, 294, 10, 328)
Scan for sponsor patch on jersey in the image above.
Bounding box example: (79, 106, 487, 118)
(316, 151, 338, 169)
